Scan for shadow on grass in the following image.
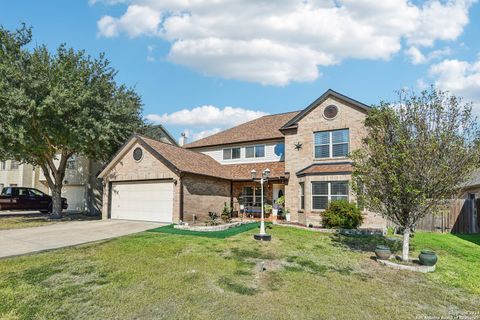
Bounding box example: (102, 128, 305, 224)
(330, 233, 405, 255)
(454, 233, 480, 246)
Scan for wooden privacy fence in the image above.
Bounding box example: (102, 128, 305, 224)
(414, 199, 479, 234)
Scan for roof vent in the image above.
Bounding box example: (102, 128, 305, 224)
(323, 105, 338, 119)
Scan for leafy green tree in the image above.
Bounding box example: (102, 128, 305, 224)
(0, 25, 143, 218)
(352, 88, 480, 261)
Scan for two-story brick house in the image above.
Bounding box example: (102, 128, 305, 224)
(98, 89, 386, 228)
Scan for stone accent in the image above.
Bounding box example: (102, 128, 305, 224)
(182, 174, 231, 223)
(377, 258, 436, 273)
(274, 222, 386, 236)
(174, 221, 253, 231)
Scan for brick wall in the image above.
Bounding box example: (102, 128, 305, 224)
(284, 96, 387, 228)
(182, 174, 231, 223)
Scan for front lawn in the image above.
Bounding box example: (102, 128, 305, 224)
(0, 225, 478, 319)
(0, 213, 100, 230)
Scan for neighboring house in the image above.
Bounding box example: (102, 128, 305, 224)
(98, 89, 386, 228)
(0, 125, 178, 214)
(461, 170, 480, 200)
(0, 160, 48, 193)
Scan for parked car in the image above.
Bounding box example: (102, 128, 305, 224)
(0, 187, 68, 213)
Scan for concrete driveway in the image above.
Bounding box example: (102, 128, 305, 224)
(0, 220, 164, 259)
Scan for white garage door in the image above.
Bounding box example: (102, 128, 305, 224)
(110, 180, 173, 222)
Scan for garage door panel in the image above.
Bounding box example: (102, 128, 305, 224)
(111, 181, 173, 223)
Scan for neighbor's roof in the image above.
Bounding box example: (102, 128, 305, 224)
(462, 170, 480, 189)
(296, 162, 352, 176)
(184, 111, 300, 149)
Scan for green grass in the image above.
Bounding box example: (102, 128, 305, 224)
(0, 215, 56, 230)
(148, 222, 265, 238)
(0, 214, 100, 230)
(0, 226, 478, 319)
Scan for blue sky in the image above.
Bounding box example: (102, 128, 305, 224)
(1, 0, 480, 141)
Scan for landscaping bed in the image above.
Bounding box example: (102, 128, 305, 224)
(173, 221, 254, 232)
(149, 222, 263, 238)
(274, 221, 386, 236)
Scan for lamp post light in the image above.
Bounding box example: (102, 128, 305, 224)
(251, 168, 272, 241)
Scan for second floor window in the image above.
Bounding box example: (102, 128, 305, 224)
(245, 145, 265, 158)
(67, 156, 77, 170)
(10, 161, 19, 170)
(223, 147, 241, 160)
(314, 129, 349, 158)
(0, 161, 5, 170)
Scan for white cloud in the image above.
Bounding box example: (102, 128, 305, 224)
(97, 5, 161, 38)
(428, 56, 480, 111)
(405, 46, 452, 64)
(189, 128, 223, 141)
(146, 105, 268, 140)
(95, 0, 476, 85)
(405, 46, 427, 64)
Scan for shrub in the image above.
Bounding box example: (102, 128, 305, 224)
(221, 204, 232, 223)
(321, 200, 363, 229)
(276, 196, 285, 207)
(207, 212, 220, 226)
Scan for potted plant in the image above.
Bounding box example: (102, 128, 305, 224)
(264, 203, 273, 214)
(418, 250, 438, 266)
(285, 208, 291, 222)
(375, 245, 392, 260)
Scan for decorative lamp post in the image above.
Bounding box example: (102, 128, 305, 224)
(252, 168, 272, 241)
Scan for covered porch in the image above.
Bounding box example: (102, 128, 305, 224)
(231, 180, 286, 220)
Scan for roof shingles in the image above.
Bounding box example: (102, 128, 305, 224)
(140, 136, 287, 180)
(184, 111, 299, 149)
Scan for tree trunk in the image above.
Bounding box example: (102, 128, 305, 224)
(402, 227, 411, 261)
(50, 183, 63, 219)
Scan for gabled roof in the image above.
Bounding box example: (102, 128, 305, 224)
(296, 162, 352, 177)
(98, 135, 230, 180)
(281, 89, 371, 130)
(137, 136, 231, 179)
(184, 111, 300, 149)
(141, 124, 178, 146)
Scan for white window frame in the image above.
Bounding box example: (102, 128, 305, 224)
(245, 144, 266, 159)
(223, 147, 241, 160)
(313, 129, 349, 159)
(10, 160, 19, 170)
(299, 182, 305, 210)
(242, 186, 263, 206)
(311, 181, 349, 211)
(66, 155, 77, 170)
